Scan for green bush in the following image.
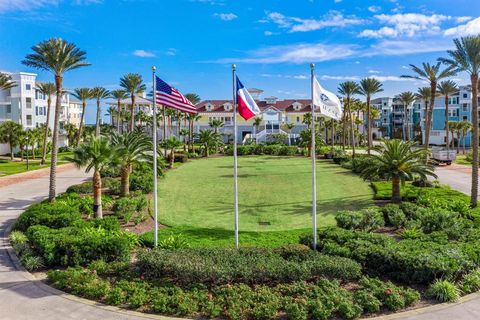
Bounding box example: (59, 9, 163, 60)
(460, 269, 480, 294)
(66, 181, 93, 194)
(137, 247, 361, 286)
(426, 280, 460, 302)
(335, 208, 384, 231)
(20, 254, 45, 271)
(10, 231, 28, 246)
(14, 202, 81, 232)
(112, 195, 148, 224)
(130, 171, 154, 194)
(27, 224, 136, 267)
(381, 204, 407, 228)
(157, 234, 190, 249)
(420, 209, 457, 234)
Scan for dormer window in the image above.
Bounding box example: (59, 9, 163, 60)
(205, 103, 214, 112)
(292, 102, 302, 111)
(265, 96, 278, 104)
(224, 102, 232, 111)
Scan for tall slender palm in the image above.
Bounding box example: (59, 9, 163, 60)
(439, 36, 480, 207)
(209, 119, 224, 134)
(67, 136, 117, 218)
(110, 89, 128, 133)
(91, 87, 110, 137)
(0, 121, 22, 160)
(37, 82, 56, 164)
(179, 128, 190, 151)
(195, 129, 220, 157)
(402, 62, 457, 151)
(397, 91, 416, 141)
(338, 81, 360, 156)
(416, 87, 431, 144)
(120, 73, 146, 132)
(187, 113, 201, 152)
(360, 139, 436, 203)
(72, 87, 92, 145)
(437, 80, 459, 152)
(253, 117, 262, 143)
(160, 136, 183, 168)
(0, 72, 17, 90)
(23, 38, 90, 201)
(111, 131, 151, 196)
(64, 123, 78, 146)
(460, 121, 472, 154)
(184, 93, 200, 105)
(448, 121, 457, 149)
(359, 78, 383, 154)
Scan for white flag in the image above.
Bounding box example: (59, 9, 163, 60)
(313, 76, 343, 120)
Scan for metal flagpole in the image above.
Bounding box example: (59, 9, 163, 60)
(310, 63, 318, 250)
(232, 64, 239, 249)
(152, 66, 159, 247)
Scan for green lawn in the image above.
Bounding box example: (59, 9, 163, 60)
(158, 156, 374, 232)
(0, 152, 72, 177)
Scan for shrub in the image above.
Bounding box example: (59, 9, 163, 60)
(460, 269, 480, 294)
(420, 209, 457, 234)
(66, 181, 93, 194)
(335, 208, 384, 231)
(426, 280, 460, 302)
(103, 177, 121, 195)
(10, 231, 28, 246)
(27, 225, 136, 267)
(353, 290, 381, 313)
(137, 247, 361, 286)
(20, 255, 45, 271)
(14, 202, 81, 232)
(130, 171, 154, 194)
(113, 195, 148, 224)
(157, 234, 190, 249)
(381, 204, 407, 228)
(174, 153, 188, 163)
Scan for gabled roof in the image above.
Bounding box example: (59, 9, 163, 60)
(195, 99, 314, 113)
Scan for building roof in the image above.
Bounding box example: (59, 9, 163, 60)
(195, 99, 314, 113)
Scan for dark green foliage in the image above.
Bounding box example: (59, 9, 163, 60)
(129, 170, 154, 194)
(136, 247, 362, 286)
(460, 269, 480, 294)
(66, 181, 93, 194)
(426, 280, 460, 302)
(225, 144, 300, 156)
(381, 204, 407, 228)
(26, 224, 136, 267)
(112, 195, 148, 224)
(14, 202, 81, 232)
(335, 208, 384, 231)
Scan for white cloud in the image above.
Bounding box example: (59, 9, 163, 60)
(293, 75, 308, 80)
(132, 50, 156, 58)
(214, 13, 237, 21)
(320, 75, 359, 81)
(360, 13, 449, 38)
(260, 74, 309, 80)
(455, 16, 472, 23)
(166, 48, 177, 56)
(444, 17, 480, 36)
(0, 0, 102, 12)
(368, 6, 381, 13)
(264, 31, 274, 36)
(368, 70, 381, 74)
(367, 39, 453, 56)
(319, 75, 415, 82)
(266, 10, 364, 33)
(215, 43, 357, 64)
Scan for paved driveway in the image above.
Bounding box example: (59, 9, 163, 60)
(434, 163, 478, 197)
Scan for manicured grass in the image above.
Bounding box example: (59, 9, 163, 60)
(0, 152, 72, 177)
(157, 156, 374, 232)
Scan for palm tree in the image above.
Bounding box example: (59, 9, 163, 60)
(439, 36, 480, 207)
(187, 113, 201, 152)
(111, 131, 151, 196)
(110, 89, 128, 133)
(397, 91, 416, 141)
(402, 62, 457, 150)
(360, 139, 436, 203)
(120, 73, 146, 132)
(448, 121, 457, 149)
(460, 121, 472, 154)
(161, 136, 183, 168)
(359, 78, 383, 154)
(0, 72, 17, 90)
(253, 117, 262, 143)
(179, 128, 190, 151)
(23, 38, 90, 201)
(0, 121, 22, 160)
(195, 129, 219, 157)
(67, 136, 117, 218)
(72, 87, 92, 145)
(338, 81, 360, 156)
(184, 93, 201, 105)
(209, 119, 224, 134)
(437, 80, 459, 152)
(37, 82, 56, 164)
(282, 122, 295, 145)
(416, 87, 431, 143)
(91, 87, 110, 137)
(64, 123, 78, 146)
(454, 121, 463, 154)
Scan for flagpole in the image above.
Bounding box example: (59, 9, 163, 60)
(152, 66, 159, 247)
(232, 64, 239, 249)
(310, 63, 317, 250)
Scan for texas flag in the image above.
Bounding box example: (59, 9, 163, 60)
(236, 76, 261, 120)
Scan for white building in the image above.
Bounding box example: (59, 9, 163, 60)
(0, 72, 83, 155)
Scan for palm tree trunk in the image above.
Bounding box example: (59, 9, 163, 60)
(120, 164, 130, 196)
(95, 100, 101, 137)
(367, 96, 371, 154)
(49, 75, 62, 202)
(162, 107, 167, 140)
(205, 143, 209, 157)
(462, 133, 466, 154)
(93, 169, 103, 218)
(129, 95, 136, 132)
(392, 176, 401, 203)
(348, 99, 356, 157)
(76, 101, 86, 145)
(41, 97, 52, 165)
(170, 148, 175, 168)
(332, 124, 335, 148)
(117, 101, 122, 133)
(471, 74, 479, 207)
(425, 83, 436, 152)
(9, 143, 13, 161)
(445, 96, 449, 152)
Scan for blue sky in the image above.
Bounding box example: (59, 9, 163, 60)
(1, 0, 479, 123)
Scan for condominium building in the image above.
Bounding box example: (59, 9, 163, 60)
(0, 72, 83, 155)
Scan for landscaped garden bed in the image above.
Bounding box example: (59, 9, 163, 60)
(11, 140, 480, 319)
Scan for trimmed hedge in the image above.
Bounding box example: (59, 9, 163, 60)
(225, 144, 300, 156)
(14, 202, 81, 232)
(136, 246, 362, 286)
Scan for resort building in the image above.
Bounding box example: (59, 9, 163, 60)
(0, 72, 83, 154)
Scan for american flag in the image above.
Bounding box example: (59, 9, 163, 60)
(155, 76, 197, 114)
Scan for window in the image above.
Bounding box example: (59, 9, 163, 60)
(26, 115, 32, 126)
(26, 97, 32, 108)
(296, 116, 300, 123)
(6, 105, 11, 113)
(43, 107, 47, 115)
(35, 106, 38, 116)
(463, 103, 468, 112)
(464, 116, 468, 121)
(464, 93, 468, 98)
(26, 84, 31, 90)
